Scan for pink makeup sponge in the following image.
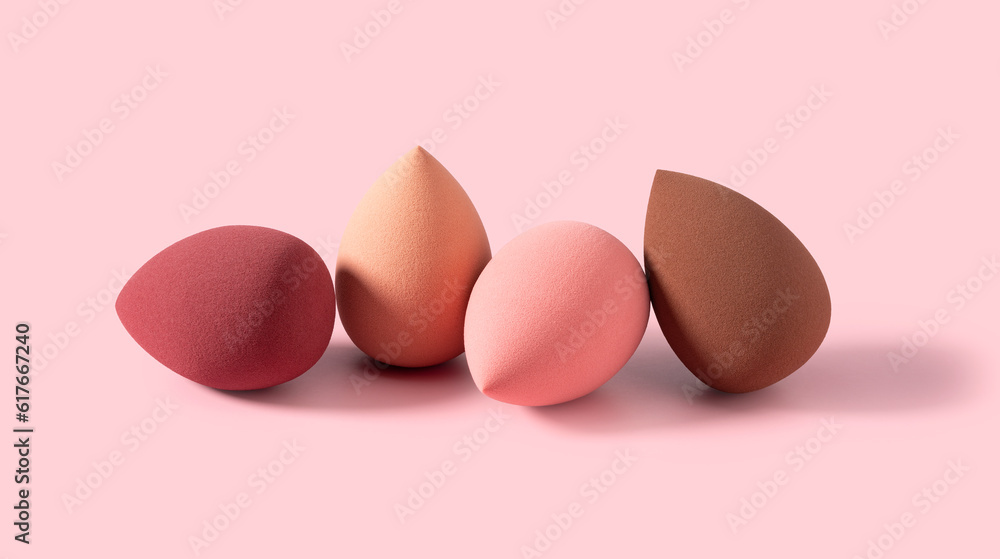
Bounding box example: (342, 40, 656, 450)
(335, 147, 492, 368)
(644, 170, 831, 393)
(465, 221, 650, 406)
(115, 225, 336, 390)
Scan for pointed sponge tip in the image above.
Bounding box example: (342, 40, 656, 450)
(335, 147, 491, 368)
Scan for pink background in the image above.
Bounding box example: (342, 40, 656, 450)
(3, 0, 998, 557)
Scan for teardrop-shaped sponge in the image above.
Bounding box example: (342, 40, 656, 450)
(335, 147, 492, 367)
(116, 225, 337, 390)
(644, 170, 831, 393)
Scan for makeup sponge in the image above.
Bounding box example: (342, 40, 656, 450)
(335, 147, 492, 368)
(116, 225, 336, 390)
(465, 221, 650, 406)
(644, 170, 831, 393)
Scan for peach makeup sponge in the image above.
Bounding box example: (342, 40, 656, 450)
(465, 221, 650, 406)
(335, 147, 492, 368)
(116, 225, 336, 390)
(644, 170, 831, 393)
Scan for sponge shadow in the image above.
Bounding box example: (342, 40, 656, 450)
(220, 342, 481, 410)
(528, 338, 978, 433)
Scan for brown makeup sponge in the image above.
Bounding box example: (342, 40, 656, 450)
(644, 170, 831, 393)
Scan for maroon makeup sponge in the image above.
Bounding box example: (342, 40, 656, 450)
(644, 170, 831, 393)
(116, 225, 336, 390)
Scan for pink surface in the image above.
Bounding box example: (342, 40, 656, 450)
(465, 221, 649, 406)
(2, 1, 998, 557)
